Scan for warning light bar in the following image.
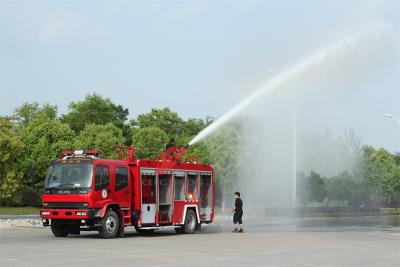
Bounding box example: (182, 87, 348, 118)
(60, 150, 103, 159)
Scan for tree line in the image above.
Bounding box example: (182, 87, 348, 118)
(0, 94, 241, 206)
(297, 145, 400, 208)
(0, 93, 399, 208)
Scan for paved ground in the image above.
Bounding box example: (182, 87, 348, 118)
(1, 216, 399, 267)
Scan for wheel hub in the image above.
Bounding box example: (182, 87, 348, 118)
(105, 216, 117, 233)
(188, 215, 196, 230)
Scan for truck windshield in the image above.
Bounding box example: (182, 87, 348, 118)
(45, 162, 93, 189)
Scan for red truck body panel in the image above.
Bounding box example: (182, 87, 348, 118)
(41, 147, 214, 233)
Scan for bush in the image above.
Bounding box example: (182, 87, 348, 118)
(21, 186, 43, 207)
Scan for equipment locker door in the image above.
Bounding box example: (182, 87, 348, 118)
(172, 171, 186, 224)
(200, 172, 213, 221)
(141, 169, 156, 224)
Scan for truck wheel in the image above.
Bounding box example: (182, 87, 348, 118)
(51, 220, 69, 237)
(183, 209, 197, 234)
(99, 210, 119, 239)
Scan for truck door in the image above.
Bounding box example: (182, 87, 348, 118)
(93, 165, 111, 208)
(114, 167, 130, 208)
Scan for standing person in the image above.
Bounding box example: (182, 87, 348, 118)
(165, 138, 176, 150)
(232, 192, 244, 233)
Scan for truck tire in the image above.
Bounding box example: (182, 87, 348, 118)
(183, 209, 197, 234)
(98, 210, 119, 239)
(51, 220, 69, 237)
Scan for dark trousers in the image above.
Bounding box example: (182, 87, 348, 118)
(233, 211, 243, 224)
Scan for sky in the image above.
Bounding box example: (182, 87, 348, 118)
(1, 1, 399, 151)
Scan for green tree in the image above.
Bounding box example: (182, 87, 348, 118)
(309, 171, 326, 203)
(182, 117, 213, 137)
(190, 125, 241, 190)
(131, 107, 212, 147)
(19, 113, 74, 188)
(75, 123, 125, 159)
(391, 152, 400, 193)
(132, 107, 184, 137)
(14, 102, 57, 128)
(0, 117, 24, 205)
(298, 171, 326, 205)
(393, 152, 400, 166)
(132, 127, 168, 159)
(326, 171, 353, 207)
(372, 148, 400, 207)
(359, 146, 400, 207)
(62, 93, 129, 134)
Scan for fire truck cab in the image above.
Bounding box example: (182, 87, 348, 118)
(40, 147, 214, 238)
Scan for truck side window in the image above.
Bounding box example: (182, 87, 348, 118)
(95, 166, 110, 191)
(115, 167, 128, 192)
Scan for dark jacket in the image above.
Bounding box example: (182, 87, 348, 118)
(235, 198, 243, 213)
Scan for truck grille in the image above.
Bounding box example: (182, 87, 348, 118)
(45, 202, 87, 209)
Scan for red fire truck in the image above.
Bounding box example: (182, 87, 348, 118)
(40, 146, 214, 238)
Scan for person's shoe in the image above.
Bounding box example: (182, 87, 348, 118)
(238, 229, 244, 233)
(232, 228, 238, 233)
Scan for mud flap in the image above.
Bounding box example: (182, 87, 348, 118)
(69, 225, 80, 235)
(117, 225, 125, 237)
(195, 223, 201, 233)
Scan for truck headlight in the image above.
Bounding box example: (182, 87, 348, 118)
(76, 211, 87, 216)
(41, 211, 50, 216)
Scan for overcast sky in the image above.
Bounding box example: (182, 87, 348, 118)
(1, 1, 399, 151)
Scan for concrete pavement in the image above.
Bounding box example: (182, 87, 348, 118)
(1, 216, 399, 267)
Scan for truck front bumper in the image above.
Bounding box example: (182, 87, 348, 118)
(40, 208, 96, 220)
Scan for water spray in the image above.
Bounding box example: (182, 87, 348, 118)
(189, 23, 396, 146)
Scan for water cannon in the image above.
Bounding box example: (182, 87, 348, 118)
(158, 146, 198, 163)
(60, 150, 102, 159)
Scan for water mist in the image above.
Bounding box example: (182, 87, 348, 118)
(189, 23, 396, 146)
(189, 23, 398, 213)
